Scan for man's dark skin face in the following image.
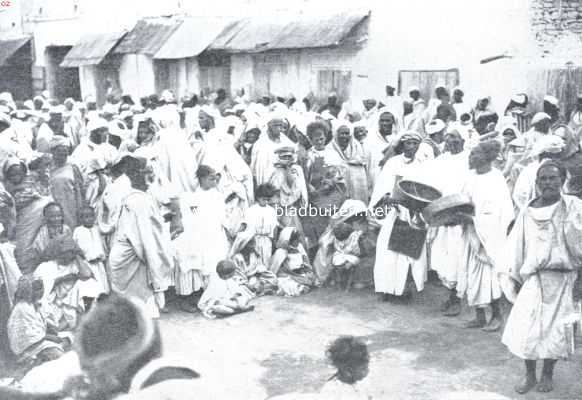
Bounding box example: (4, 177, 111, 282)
(477, 98, 489, 111)
(535, 166, 564, 206)
(267, 119, 284, 141)
(402, 139, 420, 159)
(90, 129, 105, 145)
(336, 126, 351, 150)
(378, 112, 395, 137)
(328, 96, 337, 107)
(436, 87, 448, 100)
(453, 90, 463, 103)
(445, 135, 464, 154)
(363, 99, 376, 111)
(124, 117, 134, 130)
(409, 90, 420, 101)
(126, 159, 149, 191)
(385, 86, 395, 96)
(48, 115, 64, 134)
(534, 119, 551, 134)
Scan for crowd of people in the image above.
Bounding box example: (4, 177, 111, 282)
(0, 82, 580, 398)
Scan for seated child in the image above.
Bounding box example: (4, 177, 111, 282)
(198, 260, 255, 319)
(270, 227, 316, 296)
(229, 229, 278, 296)
(73, 205, 110, 305)
(7, 276, 70, 370)
(33, 236, 92, 330)
(241, 183, 279, 266)
(330, 222, 364, 291)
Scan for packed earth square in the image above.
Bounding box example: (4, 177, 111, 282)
(0, 1, 582, 399)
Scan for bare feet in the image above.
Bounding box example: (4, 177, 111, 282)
(463, 318, 486, 329)
(381, 293, 393, 302)
(442, 302, 461, 317)
(482, 316, 503, 332)
(440, 299, 453, 312)
(179, 300, 198, 314)
(515, 376, 537, 394)
(536, 374, 554, 393)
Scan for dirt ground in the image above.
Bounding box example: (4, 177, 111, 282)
(158, 280, 582, 400)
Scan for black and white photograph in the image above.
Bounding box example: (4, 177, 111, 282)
(0, 0, 581, 398)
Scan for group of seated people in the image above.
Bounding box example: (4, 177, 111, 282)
(0, 83, 581, 397)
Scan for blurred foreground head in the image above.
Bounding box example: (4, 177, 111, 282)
(75, 294, 162, 397)
(326, 335, 370, 384)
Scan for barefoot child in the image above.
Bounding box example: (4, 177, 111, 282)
(241, 183, 279, 266)
(330, 222, 363, 291)
(198, 260, 255, 319)
(229, 229, 278, 296)
(73, 205, 110, 305)
(7, 276, 68, 369)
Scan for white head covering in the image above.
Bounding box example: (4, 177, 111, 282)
(543, 95, 559, 106)
(408, 86, 420, 93)
(87, 117, 109, 133)
(531, 134, 565, 157)
(426, 119, 446, 135)
(375, 106, 400, 135)
(332, 119, 353, 137)
(531, 112, 551, 125)
(160, 89, 176, 104)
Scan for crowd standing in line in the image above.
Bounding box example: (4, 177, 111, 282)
(0, 84, 580, 398)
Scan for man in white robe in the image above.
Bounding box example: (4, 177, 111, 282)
(363, 108, 400, 186)
(370, 132, 428, 301)
(251, 117, 295, 186)
(457, 140, 514, 331)
(108, 156, 174, 319)
(501, 161, 582, 394)
(424, 130, 470, 316)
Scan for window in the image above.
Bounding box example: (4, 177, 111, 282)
(398, 68, 460, 99)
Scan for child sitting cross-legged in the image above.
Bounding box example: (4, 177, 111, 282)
(197, 260, 255, 319)
(7, 276, 70, 371)
(330, 222, 364, 291)
(229, 229, 278, 296)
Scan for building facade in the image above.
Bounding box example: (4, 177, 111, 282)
(2, 0, 580, 111)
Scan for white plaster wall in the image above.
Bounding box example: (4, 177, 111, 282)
(231, 53, 254, 97)
(349, 0, 531, 107)
(119, 54, 155, 101)
(78, 64, 97, 100)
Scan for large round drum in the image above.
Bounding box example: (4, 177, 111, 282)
(391, 180, 442, 211)
(422, 194, 475, 227)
